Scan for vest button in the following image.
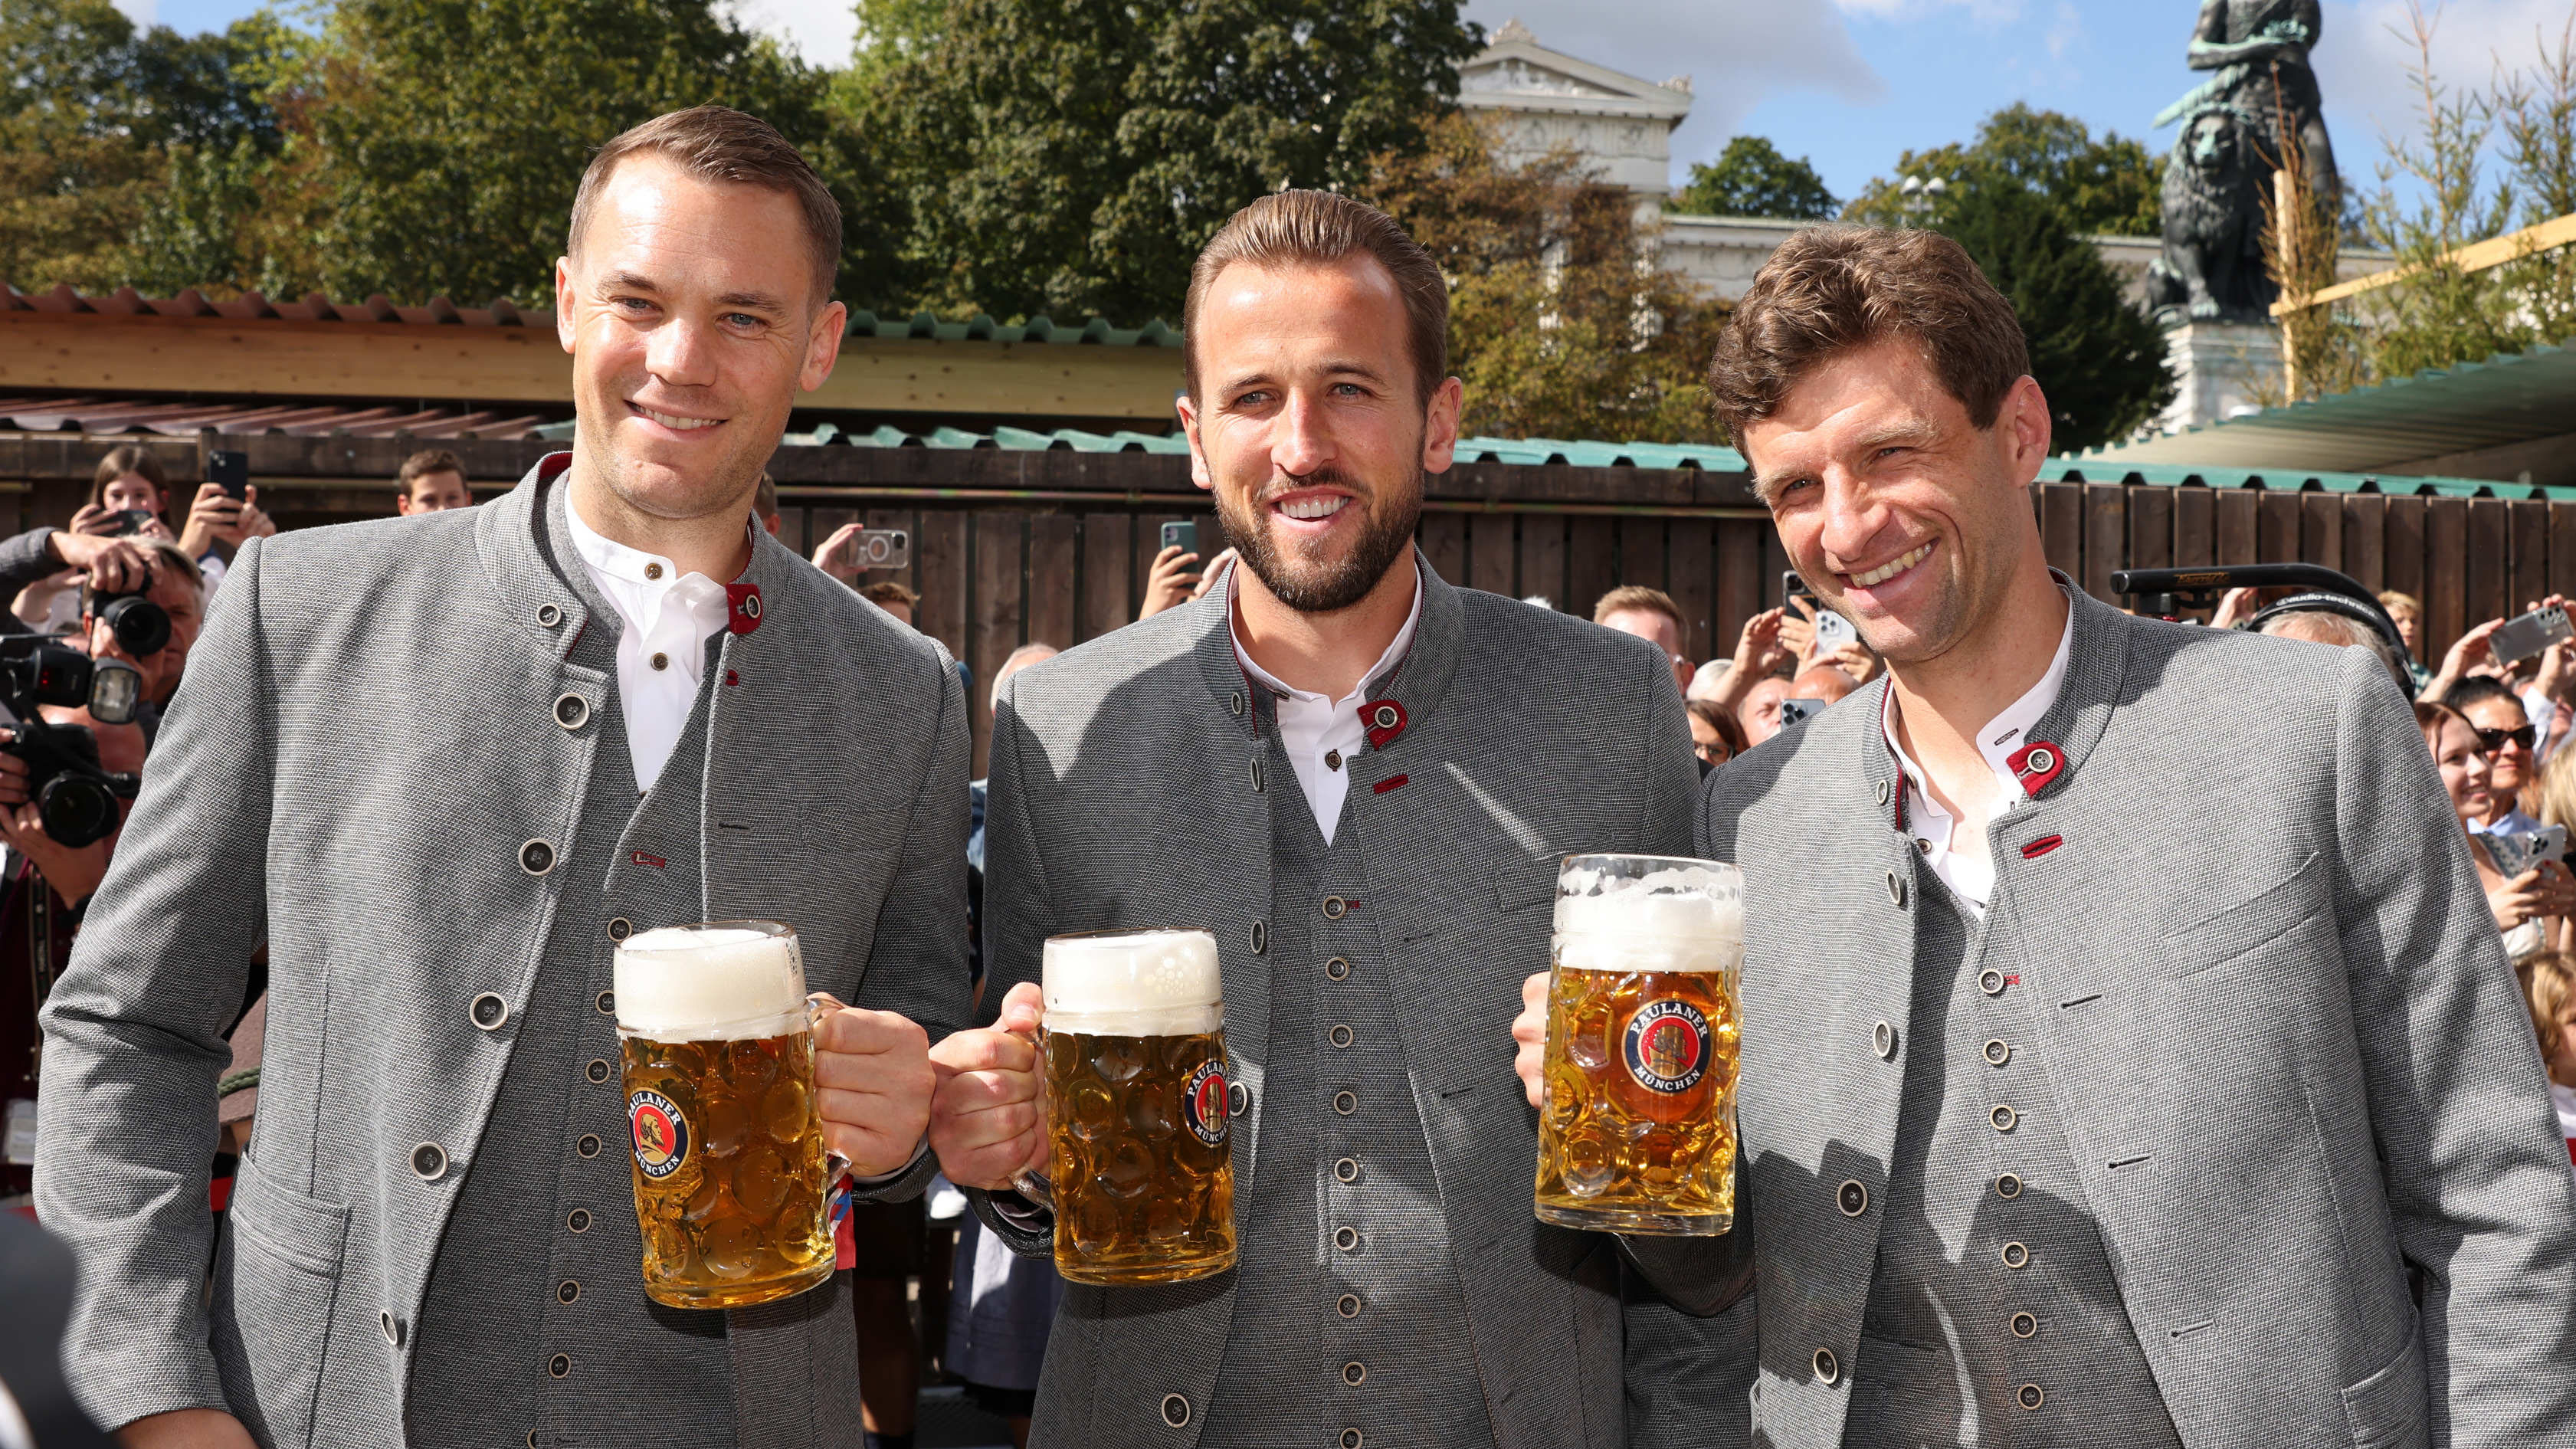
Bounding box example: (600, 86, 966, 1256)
(1160, 1393, 1190, 1427)
(549, 1353, 571, 1379)
(470, 993, 508, 1031)
(576, 1134, 602, 1158)
(1334, 1225, 1360, 1251)
(585, 1059, 611, 1084)
(608, 917, 632, 942)
(1990, 1104, 2019, 1133)
(1325, 957, 1350, 981)
(1979, 968, 2007, 996)
(1332, 1090, 1358, 1116)
(1322, 895, 1348, 919)
(410, 1142, 447, 1181)
(559, 1280, 582, 1305)
(2017, 1382, 2045, 1411)
(520, 839, 556, 875)
(565, 1209, 592, 1234)
(1984, 1038, 2012, 1067)
(1813, 1346, 1840, 1385)
(553, 693, 589, 730)
(1336, 1293, 1362, 1319)
(1227, 1081, 1250, 1117)
(1837, 1179, 1869, 1217)
(1335, 1157, 1360, 1184)
(2011, 1311, 2038, 1339)
(1996, 1172, 2024, 1199)
(1328, 1024, 1352, 1049)
(1341, 1430, 1364, 1449)
(1342, 1361, 1368, 1386)
(595, 990, 616, 1017)
(2001, 1241, 2030, 1269)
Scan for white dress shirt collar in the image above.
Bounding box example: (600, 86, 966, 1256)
(562, 494, 743, 792)
(1229, 562, 1424, 844)
(1880, 591, 2076, 914)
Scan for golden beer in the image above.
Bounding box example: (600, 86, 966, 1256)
(1535, 856, 1743, 1235)
(616, 921, 836, 1309)
(1034, 929, 1236, 1285)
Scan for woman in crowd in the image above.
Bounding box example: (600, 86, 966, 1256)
(14, 447, 274, 631)
(2517, 950, 2576, 1180)
(2422, 698, 2576, 959)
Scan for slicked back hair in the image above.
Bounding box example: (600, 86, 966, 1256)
(1184, 190, 1448, 405)
(1707, 225, 2029, 446)
(569, 105, 841, 307)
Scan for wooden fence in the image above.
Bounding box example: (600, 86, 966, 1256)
(1, 431, 2565, 776)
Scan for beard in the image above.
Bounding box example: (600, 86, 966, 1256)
(1215, 467, 1424, 615)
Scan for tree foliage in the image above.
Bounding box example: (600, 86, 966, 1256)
(1671, 135, 1837, 220)
(1366, 113, 1725, 444)
(847, 0, 1480, 326)
(1845, 103, 2162, 237)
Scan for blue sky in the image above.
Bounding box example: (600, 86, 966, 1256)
(120, 0, 2567, 208)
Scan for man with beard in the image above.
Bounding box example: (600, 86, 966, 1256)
(924, 190, 1738, 1449)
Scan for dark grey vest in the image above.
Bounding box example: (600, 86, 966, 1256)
(1845, 857, 2181, 1447)
(1194, 752, 1490, 1449)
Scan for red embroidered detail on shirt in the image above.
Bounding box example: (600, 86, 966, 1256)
(2020, 834, 2063, 859)
(1372, 774, 1408, 795)
(631, 851, 667, 870)
(726, 582, 764, 634)
(2004, 974, 2021, 985)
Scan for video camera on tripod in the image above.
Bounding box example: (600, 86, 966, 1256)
(0, 638, 146, 847)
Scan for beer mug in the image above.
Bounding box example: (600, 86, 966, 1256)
(615, 920, 840, 1310)
(1534, 855, 1744, 1235)
(1015, 929, 1237, 1286)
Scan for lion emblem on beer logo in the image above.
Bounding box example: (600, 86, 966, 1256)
(1623, 1001, 1711, 1094)
(1182, 1060, 1231, 1147)
(629, 1089, 691, 1179)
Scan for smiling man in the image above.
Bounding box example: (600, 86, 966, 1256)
(37, 107, 968, 1449)
(924, 190, 1739, 1449)
(1516, 226, 2576, 1445)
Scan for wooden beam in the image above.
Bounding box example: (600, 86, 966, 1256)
(0, 312, 1185, 420)
(2273, 209, 2576, 316)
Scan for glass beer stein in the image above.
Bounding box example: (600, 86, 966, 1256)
(1017, 928, 1237, 1286)
(615, 920, 840, 1309)
(1534, 855, 1744, 1235)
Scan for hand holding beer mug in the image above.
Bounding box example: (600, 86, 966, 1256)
(1531, 856, 1743, 1235)
(616, 921, 841, 1309)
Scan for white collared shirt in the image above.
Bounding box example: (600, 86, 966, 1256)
(1229, 566, 1424, 844)
(563, 497, 738, 792)
(1882, 594, 2076, 916)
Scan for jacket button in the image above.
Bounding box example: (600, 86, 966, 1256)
(1813, 1346, 1840, 1385)
(1322, 895, 1348, 919)
(553, 693, 589, 730)
(1335, 1157, 1361, 1184)
(520, 839, 556, 875)
(1227, 690, 1244, 716)
(411, 1142, 447, 1181)
(608, 917, 631, 942)
(1249, 920, 1268, 955)
(2011, 1311, 2038, 1339)
(380, 1311, 405, 1347)
(576, 1134, 602, 1158)
(536, 602, 563, 629)
(2001, 1241, 2029, 1269)
(1336, 1293, 1362, 1319)
(1342, 1361, 1367, 1386)
(1227, 1082, 1250, 1116)
(1990, 1104, 2019, 1133)
(1837, 1179, 1869, 1217)
(1996, 1172, 2024, 1199)
(2017, 1382, 2045, 1411)
(1332, 1091, 1358, 1116)
(1886, 870, 1906, 907)
(1328, 1024, 1352, 1049)
(1340, 1430, 1364, 1449)
(470, 993, 509, 1031)
(1334, 1225, 1360, 1251)
(558, 1280, 582, 1305)
(1984, 1038, 2012, 1067)
(1160, 1393, 1190, 1427)
(585, 1059, 611, 1084)
(1979, 968, 2007, 997)
(1872, 1021, 1896, 1060)
(1875, 779, 1890, 806)
(1325, 957, 1350, 981)
(565, 1209, 592, 1234)
(595, 990, 616, 1016)
(549, 1354, 571, 1379)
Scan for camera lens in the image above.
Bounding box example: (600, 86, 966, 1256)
(37, 775, 118, 848)
(100, 595, 170, 657)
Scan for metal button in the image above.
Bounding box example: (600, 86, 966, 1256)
(411, 1142, 447, 1181)
(1250, 920, 1269, 955)
(566, 1209, 592, 1234)
(650, 651, 670, 671)
(1250, 757, 1263, 793)
(1984, 1038, 2012, 1067)
(585, 1059, 611, 1084)
(536, 602, 563, 628)
(1837, 1179, 1869, 1217)
(1325, 957, 1351, 981)
(576, 1134, 602, 1158)
(471, 992, 509, 1031)
(1916, 838, 1932, 855)
(381, 1311, 405, 1346)
(1326, 749, 1343, 771)
(528, 1432, 539, 1449)
(595, 990, 616, 1016)
(1872, 1021, 1896, 1060)
(1334, 1225, 1360, 1251)
(558, 1280, 582, 1305)
(1875, 779, 1890, 806)
(1227, 690, 1244, 717)
(1996, 1173, 2023, 1199)
(607, 917, 632, 942)
(1990, 1105, 2019, 1133)
(1813, 1346, 1840, 1385)
(520, 839, 556, 875)
(1227, 1082, 1250, 1116)
(2001, 1241, 2029, 1269)
(1323, 896, 1348, 919)
(644, 562, 663, 580)
(1335, 1157, 1360, 1184)
(553, 693, 589, 730)
(1371, 705, 1398, 729)
(1332, 1091, 1358, 1116)
(1336, 1293, 1362, 1319)
(1161, 1394, 1190, 1428)
(1886, 870, 1906, 906)
(2017, 1383, 2044, 1411)
(1979, 968, 2006, 996)
(1342, 1362, 1367, 1387)
(1328, 1024, 1352, 1049)
(1341, 1431, 1364, 1449)
(549, 1353, 571, 1379)
(2011, 1312, 2037, 1339)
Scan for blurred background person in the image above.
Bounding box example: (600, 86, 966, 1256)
(1686, 697, 1745, 771)
(1138, 542, 1234, 620)
(2379, 588, 2436, 693)
(2254, 603, 2410, 693)
(393, 449, 474, 515)
(755, 473, 782, 535)
(860, 581, 919, 627)
(1592, 585, 1694, 695)
(2421, 699, 2575, 962)
(2516, 950, 2576, 1181)
(87, 446, 270, 598)
(2448, 677, 2545, 834)
(1737, 674, 1791, 746)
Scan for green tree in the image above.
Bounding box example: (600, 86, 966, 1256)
(848, 0, 1480, 325)
(1671, 135, 1837, 219)
(1846, 103, 2162, 237)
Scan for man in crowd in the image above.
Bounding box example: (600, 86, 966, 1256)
(926, 190, 1731, 1448)
(860, 580, 918, 627)
(1519, 225, 2576, 1444)
(0, 526, 158, 638)
(1594, 585, 1695, 695)
(394, 449, 474, 515)
(37, 106, 968, 1449)
(2253, 604, 2410, 693)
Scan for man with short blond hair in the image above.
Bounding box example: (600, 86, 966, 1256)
(1594, 584, 1695, 694)
(395, 447, 474, 514)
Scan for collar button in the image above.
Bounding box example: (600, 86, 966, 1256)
(644, 562, 664, 581)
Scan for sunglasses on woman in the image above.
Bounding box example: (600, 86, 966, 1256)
(2478, 723, 2539, 752)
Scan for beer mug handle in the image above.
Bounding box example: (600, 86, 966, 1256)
(805, 992, 852, 1182)
(1008, 1019, 1054, 1211)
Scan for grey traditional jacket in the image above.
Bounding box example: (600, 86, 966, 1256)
(35, 456, 972, 1445)
(1633, 585, 2576, 1447)
(969, 559, 1748, 1449)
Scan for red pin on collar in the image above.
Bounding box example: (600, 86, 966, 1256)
(2007, 739, 2064, 795)
(1364, 699, 1408, 751)
(726, 582, 764, 635)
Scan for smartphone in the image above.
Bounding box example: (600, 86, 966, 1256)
(1783, 569, 1858, 651)
(1161, 520, 1199, 558)
(114, 509, 157, 536)
(2489, 605, 2573, 666)
(208, 450, 251, 501)
(1781, 569, 1813, 606)
(1777, 697, 1820, 729)
(853, 528, 909, 572)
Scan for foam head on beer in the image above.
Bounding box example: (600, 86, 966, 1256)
(1041, 929, 1222, 1037)
(615, 923, 808, 1041)
(1553, 859, 1743, 975)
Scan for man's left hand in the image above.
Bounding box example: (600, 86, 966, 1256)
(811, 995, 936, 1179)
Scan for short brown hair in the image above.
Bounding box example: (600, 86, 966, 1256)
(1593, 585, 1686, 638)
(859, 581, 918, 610)
(569, 105, 841, 304)
(1707, 226, 2029, 445)
(90, 444, 170, 511)
(1687, 696, 1749, 757)
(1184, 190, 1447, 404)
(2518, 950, 2573, 1068)
(398, 448, 465, 492)
(2378, 590, 2422, 619)
(754, 472, 778, 520)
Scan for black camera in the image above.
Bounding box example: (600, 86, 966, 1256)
(87, 580, 171, 658)
(0, 639, 144, 847)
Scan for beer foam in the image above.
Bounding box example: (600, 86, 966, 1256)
(615, 925, 808, 1041)
(1043, 929, 1223, 1037)
(1554, 864, 1743, 974)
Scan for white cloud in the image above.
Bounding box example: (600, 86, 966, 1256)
(2047, 0, 2082, 61)
(110, 0, 156, 24)
(2319, 0, 2576, 162)
(725, 0, 857, 67)
(1831, 0, 2023, 20)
